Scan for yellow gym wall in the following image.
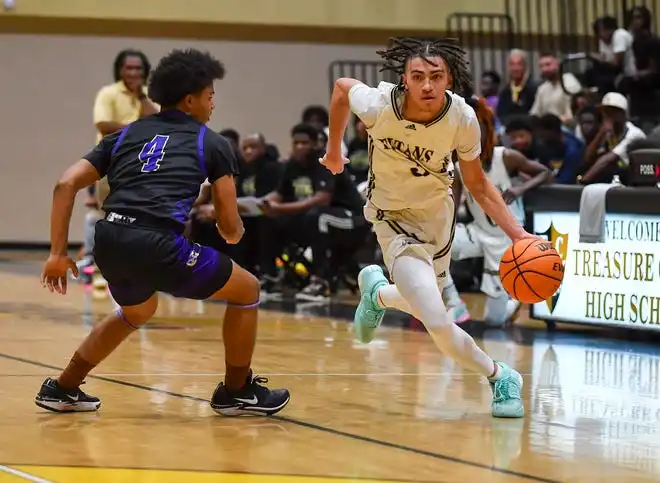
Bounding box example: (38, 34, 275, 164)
(1, 0, 507, 36)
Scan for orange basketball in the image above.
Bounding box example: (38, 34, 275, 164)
(499, 238, 564, 304)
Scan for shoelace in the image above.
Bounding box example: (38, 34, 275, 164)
(364, 308, 382, 327)
(493, 378, 520, 403)
(252, 376, 269, 385)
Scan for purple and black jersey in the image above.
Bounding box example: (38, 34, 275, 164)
(84, 109, 238, 233)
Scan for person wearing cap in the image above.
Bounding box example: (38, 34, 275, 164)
(578, 92, 646, 184)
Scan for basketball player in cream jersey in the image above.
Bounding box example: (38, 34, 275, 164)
(322, 38, 539, 418)
(442, 96, 551, 327)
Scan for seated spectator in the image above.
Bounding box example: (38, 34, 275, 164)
(260, 124, 366, 301)
(648, 123, 660, 142)
(497, 50, 537, 124)
(317, 129, 329, 152)
(346, 116, 369, 184)
(219, 128, 240, 154)
(588, 15, 635, 93)
(570, 92, 591, 117)
(575, 105, 602, 145)
(504, 115, 540, 160)
(530, 53, 573, 123)
(302, 105, 348, 156)
(536, 114, 585, 184)
(235, 133, 283, 274)
(618, 6, 660, 127)
(578, 92, 646, 184)
(192, 132, 283, 273)
(480, 70, 502, 113)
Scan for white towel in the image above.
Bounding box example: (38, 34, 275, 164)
(579, 183, 617, 243)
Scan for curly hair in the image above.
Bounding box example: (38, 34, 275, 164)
(377, 37, 473, 96)
(113, 49, 151, 82)
(148, 49, 225, 108)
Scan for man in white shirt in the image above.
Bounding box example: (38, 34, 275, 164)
(588, 16, 636, 94)
(322, 37, 538, 419)
(579, 92, 646, 184)
(530, 53, 573, 122)
(593, 16, 636, 76)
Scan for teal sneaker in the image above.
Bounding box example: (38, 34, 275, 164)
(354, 265, 389, 343)
(490, 362, 525, 418)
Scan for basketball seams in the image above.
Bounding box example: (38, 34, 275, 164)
(521, 270, 564, 283)
(500, 253, 563, 280)
(515, 271, 545, 302)
(500, 238, 564, 303)
(500, 238, 536, 264)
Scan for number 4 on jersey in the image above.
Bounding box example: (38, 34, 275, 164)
(139, 135, 170, 173)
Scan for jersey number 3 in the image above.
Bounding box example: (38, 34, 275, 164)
(139, 135, 170, 173)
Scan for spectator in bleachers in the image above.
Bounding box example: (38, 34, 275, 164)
(497, 49, 537, 123)
(504, 115, 539, 160)
(649, 123, 660, 142)
(236, 133, 284, 275)
(259, 124, 365, 301)
(346, 116, 369, 184)
(317, 129, 329, 152)
(219, 128, 241, 155)
(480, 70, 501, 113)
(575, 105, 602, 145)
(589, 15, 635, 93)
(302, 105, 348, 156)
(530, 53, 573, 123)
(619, 6, 660, 127)
(578, 92, 646, 184)
(535, 114, 584, 184)
(570, 92, 591, 117)
(80, 50, 158, 276)
(94, 50, 159, 207)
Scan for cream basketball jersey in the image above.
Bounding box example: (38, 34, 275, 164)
(463, 146, 525, 237)
(348, 82, 481, 211)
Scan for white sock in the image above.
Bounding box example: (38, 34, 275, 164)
(442, 273, 463, 308)
(376, 284, 412, 313)
(391, 255, 496, 378)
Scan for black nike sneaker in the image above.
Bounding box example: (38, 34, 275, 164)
(35, 377, 101, 413)
(210, 373, 290, 416)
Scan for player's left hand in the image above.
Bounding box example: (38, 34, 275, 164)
(41, 254, 79, 295)
(501, 186, 524, 204)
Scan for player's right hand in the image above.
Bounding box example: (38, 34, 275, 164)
(41, 254, 79, 295)
(319, 152, 349, 175)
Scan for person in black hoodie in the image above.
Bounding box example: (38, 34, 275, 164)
(234, 133, 283, 274)
(191, 132, 282, 275)
(259, 123, 365, 301)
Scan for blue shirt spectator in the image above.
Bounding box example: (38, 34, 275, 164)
(536, 114, 585, 184)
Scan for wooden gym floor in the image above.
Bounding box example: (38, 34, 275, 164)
(0, 255, 659, 483)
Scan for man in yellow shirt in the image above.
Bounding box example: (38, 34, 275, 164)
(94, 49, 159, 203)
(81, 50, 159, 291)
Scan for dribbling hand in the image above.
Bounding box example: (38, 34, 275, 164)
(41, 254, 79, 295)
(513, 231, 544, 243)
(319, 152, 349, 175)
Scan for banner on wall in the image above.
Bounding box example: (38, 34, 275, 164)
(531, 212, 660, 331)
